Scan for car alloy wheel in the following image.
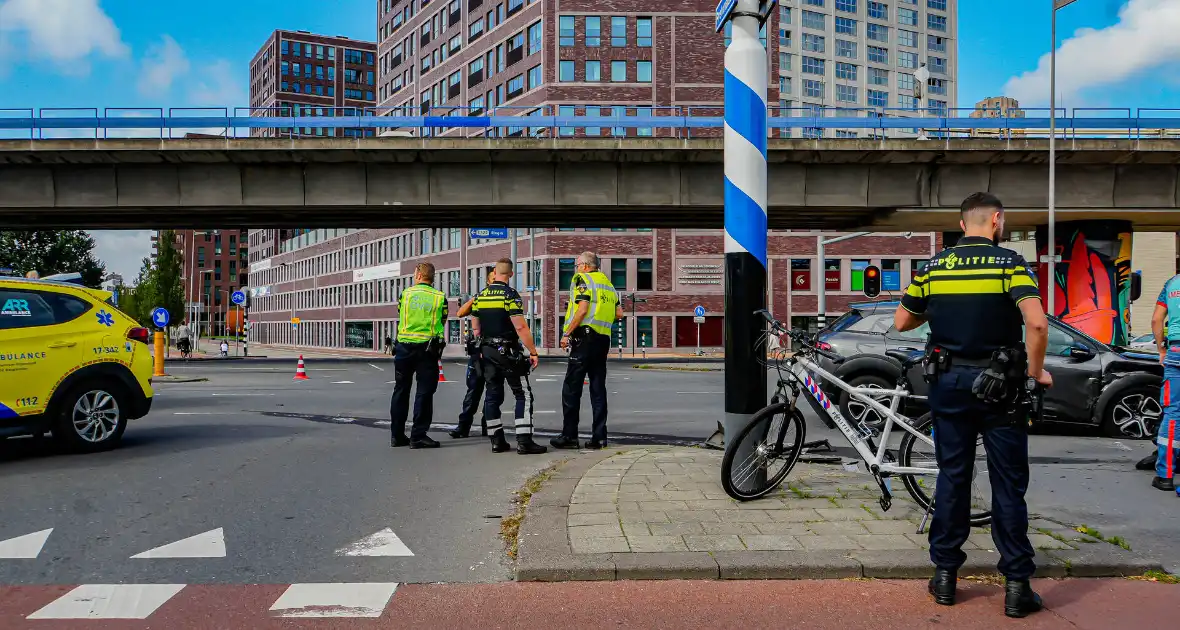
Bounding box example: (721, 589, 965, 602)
(1109, 392, 1162, 439)
(72, 390, 121, 443)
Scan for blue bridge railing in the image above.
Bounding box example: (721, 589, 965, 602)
(1, 106, 1179, 140)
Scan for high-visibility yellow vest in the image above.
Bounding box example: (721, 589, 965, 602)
(397, 283, 446, 343)
(564, 270, 618, 336)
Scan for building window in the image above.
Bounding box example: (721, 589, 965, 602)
(585, 60, 601, 81)
(559, 15, 574, 46)
(898, 72, 915, 91)
(802, 33, 825, 53)
(835, 16, 857, 35)
(281, 41, 289, 55)
(611, 259, 628, 291)
(470, 18, 484, 40)
(835, 0, 857, 11)
(804, 0, 825, 5)
(637, 258, 653, 291)
(898, 51, 918, 69)
(928, 77, 947, 95)
(528, 64, 542, 89)
(836, 39, 857, 58)
(781, 6, 792, 24)
(559, 258, 576, 290)
(559, 60, 575, 81)
(804, 78, 824, 98)
(637, 316, 653, 348)
(928, 0, 947, 10)
(929, 99, 947, 115)
(835, 62, 857, 80)
(637, 60, 652, 82)
(801, 10, 826, 30)
(802, 56, 825, 75)
(928, 35, 947, 52)
(868, 1, 888, 19)
(779, 28, 792, 48)
(779, 52, 792, 71)
(558, 104, 575, 136)
(611, 16, 626, 46)
(637, 17, 652, 47)
(779, 76, 791, 94)
(835, 84, 857, 103)
(928, 14, 946, 31)
(506, 73, 524, 98)
(867, 23, 888, 42)
(528, 20, 543, 55)
(898, 7, 917, 25)
(586, 16, 601, 46)
(867, 45, 888, 64)
(869, 67, 889, 85)
(930, 56, 947, 74)
(868, 89, 888, 107)
(611, 60, 627, 82)
(898, 94, 917, 110)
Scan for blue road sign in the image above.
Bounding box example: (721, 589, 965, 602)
(231, 290, 246, 306)
(151, 307, 170, 328)
(715, 0, 737, 31)
(694, 305, 707, 317)
(469, 228, 509, 240)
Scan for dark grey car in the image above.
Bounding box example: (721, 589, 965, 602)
(815, 301, 1163, 440)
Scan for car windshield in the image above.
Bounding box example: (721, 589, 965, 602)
(1050, 317, 1114, 351)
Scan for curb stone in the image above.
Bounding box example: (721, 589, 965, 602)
(513, 449, 1165, 582)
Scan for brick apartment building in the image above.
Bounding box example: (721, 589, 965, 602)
(249, 30, 379, 138)
(245, 228, 937, 352)
(375, 0, 956, 137)
(154, 230, 250, 335)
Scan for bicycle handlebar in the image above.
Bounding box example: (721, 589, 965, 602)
(755, 309, 842, 362)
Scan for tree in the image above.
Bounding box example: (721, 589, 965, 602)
(117, 257, 156, 326)
(149, 229, 186, 326)
(0, 231, 106, 287)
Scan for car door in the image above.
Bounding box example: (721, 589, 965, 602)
(0, 288, 88, 417)
(1039, 323, 1102, 423)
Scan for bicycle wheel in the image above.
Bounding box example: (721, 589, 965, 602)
(721, 402, 807, 501)
(898, 413, 992, 527)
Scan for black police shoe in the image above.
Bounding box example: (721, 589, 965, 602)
(927, 568, 956, 606)
(550, 435, 581, 450)
(517, 435, 548, 455)
(1151, 476, 1175, 492)
(391, 434, 410, 448)
(1136, 453, 1157, 471)
(587, 441, 608, 450)
(490, 430, 512, 453)
(1004, 580, 1043, 618)
(409, 436, 440, 449)
(449, 427, 470, 439)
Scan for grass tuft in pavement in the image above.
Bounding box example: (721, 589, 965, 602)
(1075, 524, 1132, 551)
(501, 462, 562, 560)
(1128, 570, 1180, 585)
(963, 573, 1005, 587)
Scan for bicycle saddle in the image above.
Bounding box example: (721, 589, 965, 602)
(885, 348, 925, 370)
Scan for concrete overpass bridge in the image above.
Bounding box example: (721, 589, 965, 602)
(4, 136, 1180, 231)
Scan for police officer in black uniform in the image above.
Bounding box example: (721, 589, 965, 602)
(471, 259, 547, 455)
(450, 271, 495, 439)
(894, 192, 1053, 618)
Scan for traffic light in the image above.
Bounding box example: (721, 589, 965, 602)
(863, 265, 882, 298)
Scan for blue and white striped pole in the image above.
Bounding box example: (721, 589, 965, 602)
(722, 0, 770, 448)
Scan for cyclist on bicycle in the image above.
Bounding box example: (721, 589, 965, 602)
(894, 192, 1052, 619)
(176, 321, 193, 358)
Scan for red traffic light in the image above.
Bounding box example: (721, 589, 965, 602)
(863, 265, 882, 298)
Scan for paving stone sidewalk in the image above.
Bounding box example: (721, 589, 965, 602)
(515, 447, 1164, 581)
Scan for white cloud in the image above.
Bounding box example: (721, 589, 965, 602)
(1003, 0, 1180, 106)
(90, 230, 152, 282)
(0, 0, 127, 69)
(188, 60, 247, 110)
(137, 35, 189, 97)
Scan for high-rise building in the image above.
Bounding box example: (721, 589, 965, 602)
(374, 0, 957, 138)
(249, 30, 379, 138)
(154, 230, 250, 335)
(971, 96, 1022, 118)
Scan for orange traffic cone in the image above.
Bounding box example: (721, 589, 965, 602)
(438, 359, 447, 382)
(293, 355, 309, 381)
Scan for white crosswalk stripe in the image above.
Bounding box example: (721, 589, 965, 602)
(269, 583, 399, 618)
(0, 528, 53, 559)
(27, 584, 186, 619)
(131, 528, 226, 559)
(336, 528, 414, 557)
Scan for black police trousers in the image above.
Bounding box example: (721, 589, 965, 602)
(456, 352, 485, 433)
(929, 365, 1035, 580)
(390, 341, 440, 441)
(561, 331, 610, 444)
(481, 350, 535, 438)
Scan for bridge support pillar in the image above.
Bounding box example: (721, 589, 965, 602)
(721, 0, 770, 451)
(1034, 220, 1134, 346)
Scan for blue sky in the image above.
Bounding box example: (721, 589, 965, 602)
(0, 0, 1174, 277)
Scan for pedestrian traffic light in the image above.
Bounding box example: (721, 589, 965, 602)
(863, 265, 882, 298)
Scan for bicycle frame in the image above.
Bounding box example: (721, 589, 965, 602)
(789, 355, 937, 477)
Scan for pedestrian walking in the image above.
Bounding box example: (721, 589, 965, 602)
(893, 192, 1053, 618)
(450, 271, 495, 439)
(471, 259, 546, 454)
(390, 262, 449, 449)
(551, 252, 623, 450)
(384, 335, 393, 355)
(1149, 276, 1180, 493)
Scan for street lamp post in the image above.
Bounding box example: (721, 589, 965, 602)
(816, 232, 872, 329)
(913, 63, 930, 141)
(1048, 0, 1079, 318)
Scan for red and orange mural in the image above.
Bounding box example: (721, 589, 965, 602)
(1035, 221, 1133, 346)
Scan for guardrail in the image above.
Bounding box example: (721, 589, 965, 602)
(2, 106, 1179, 141)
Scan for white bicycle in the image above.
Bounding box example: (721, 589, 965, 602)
(721, 310, 997, 527)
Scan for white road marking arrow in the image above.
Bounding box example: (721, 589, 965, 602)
(0, 528, 53, 559)
(335, 528, 414, 557)
(131, 528, 226, 559)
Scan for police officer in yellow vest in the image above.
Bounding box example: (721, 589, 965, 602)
(552, 252, 623, 450)
(390, 262, 449, 449)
